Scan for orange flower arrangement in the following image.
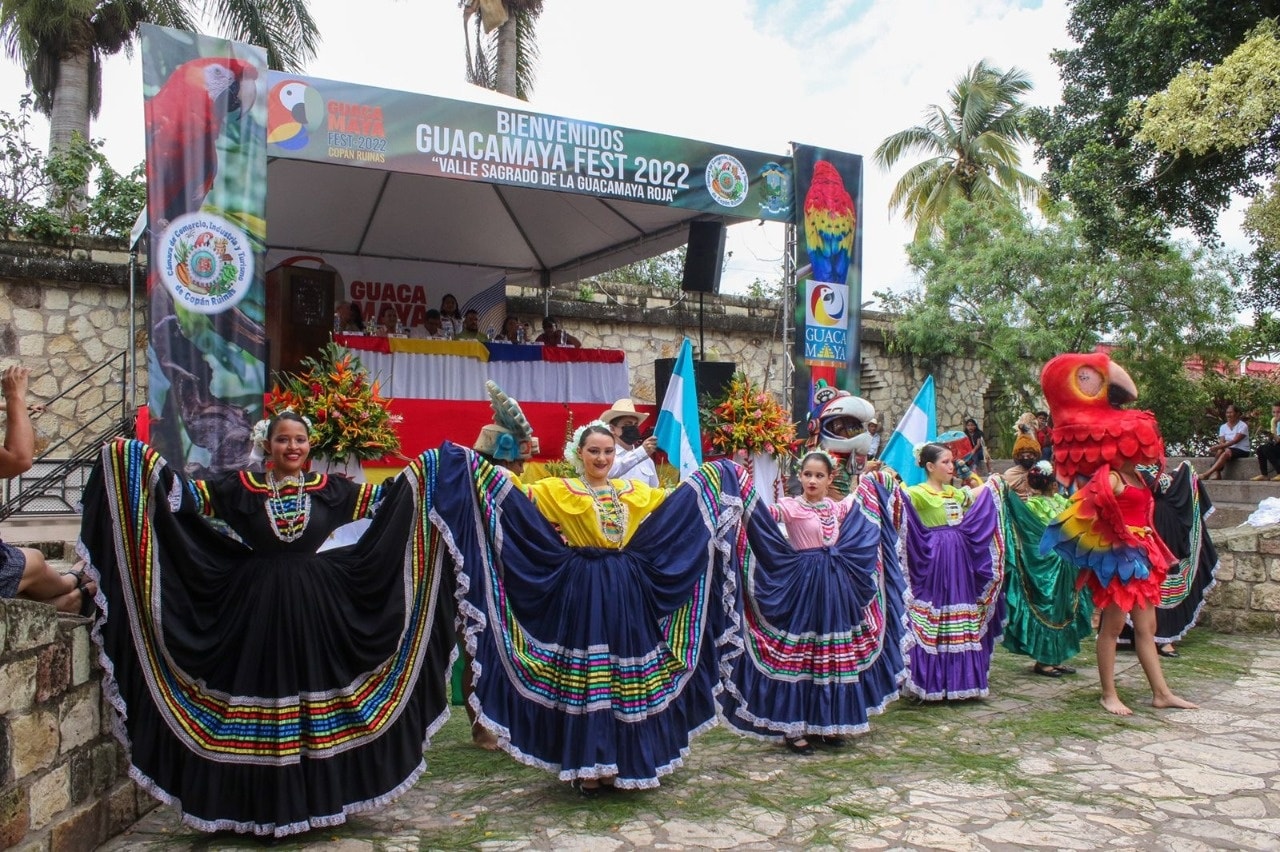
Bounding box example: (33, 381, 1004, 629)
(703, 373, 795, 459)
(266, 342, 401, 463)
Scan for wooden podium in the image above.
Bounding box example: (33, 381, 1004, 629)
(265, 265, 336, 379)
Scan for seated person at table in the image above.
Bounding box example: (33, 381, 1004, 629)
(455, 309, 488, 342)
(535, 315, 582, 348)
(495, 315, 524, 342)
(377, 304, 400, 335)
(335, 301, 364, 333)
(410, 309, 447, 340)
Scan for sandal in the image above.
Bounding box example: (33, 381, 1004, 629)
(571, 779, 602, 799)
(1157, 646, 1179, 658)
(785, 737, 815, 755)
(1053, 665, 1077, 675)
(1033, 663, 1062, 678)
(60, 564, 96, 618)
(820, 735, 847, 748)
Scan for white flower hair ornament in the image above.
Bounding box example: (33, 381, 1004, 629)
(801, 448, 840, 471)
(253, 409, 314, 450)
(912, 442, 927, 465)
(1034, 460, 1054, 476)
(564, 420, 610, 475)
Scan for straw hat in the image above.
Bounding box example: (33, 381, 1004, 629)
(600, 398, 649, 426)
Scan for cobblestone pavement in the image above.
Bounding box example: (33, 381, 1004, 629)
(102, 633, 1280, 851)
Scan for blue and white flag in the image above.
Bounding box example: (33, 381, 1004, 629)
(655, 338, 703, 481)
(878, 375, 936, 487)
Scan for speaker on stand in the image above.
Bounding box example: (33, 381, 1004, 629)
(654, 358, 736, 413)
(681, 220, 726, 359)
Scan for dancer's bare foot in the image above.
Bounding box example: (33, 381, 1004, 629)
(471, 723, 499, 751)
(1101, 695, 1133, 716)
(1151, 693, 1198, 710)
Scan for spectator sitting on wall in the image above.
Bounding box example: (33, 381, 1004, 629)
(0, 365, 96, 616)
(1253, 402, 1280, 482)
(535, 315, 582, 348)
(1203, 404, 1250, 480)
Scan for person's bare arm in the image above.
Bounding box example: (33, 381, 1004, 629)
(0, 366, 35, 477)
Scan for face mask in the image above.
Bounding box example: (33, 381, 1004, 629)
(1017, 458, 1036, 470)
(620, 424, 643, 445)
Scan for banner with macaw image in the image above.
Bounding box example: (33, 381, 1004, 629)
(791, 145, 864, 429)
(142, 24, 269, 475)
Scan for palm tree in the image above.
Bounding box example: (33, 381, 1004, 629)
(0, 0, 318, 155)
(873, 59, 1043, 241)
(462, 0, 542, 100)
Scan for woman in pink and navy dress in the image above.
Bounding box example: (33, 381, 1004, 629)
(719, 450, 906, 754)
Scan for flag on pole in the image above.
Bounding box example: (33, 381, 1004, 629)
(655, 338, 703, 480)
(878, 375, 936, 487)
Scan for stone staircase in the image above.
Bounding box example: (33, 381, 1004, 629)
(988, 456, 1277, 530)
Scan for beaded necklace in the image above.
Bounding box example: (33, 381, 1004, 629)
(797, 496, 838, 545)
(265, 471, 311, 543)
(582, 477, 627, 545)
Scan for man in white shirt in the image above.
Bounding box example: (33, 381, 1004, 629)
(865, 418, 881, 459)
(602, 398, 659, 487)
(1203, 404, 1249, 480)
(409, 309, 447, 340)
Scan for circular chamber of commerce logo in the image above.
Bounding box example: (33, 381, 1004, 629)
(705, 154, 748, 208)
(158, 212, 255, 314)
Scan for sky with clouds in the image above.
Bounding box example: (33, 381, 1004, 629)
(0, 0, 1248, 297)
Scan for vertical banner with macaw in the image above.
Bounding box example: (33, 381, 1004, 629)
(142, 24, 268, 475)
(790, 145, 864, 429)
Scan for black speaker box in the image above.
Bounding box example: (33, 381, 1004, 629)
(653, 359, 736, 411)
(681, 221, 726, 293)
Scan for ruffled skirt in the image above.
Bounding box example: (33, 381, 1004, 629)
(718, 476, 906, 738)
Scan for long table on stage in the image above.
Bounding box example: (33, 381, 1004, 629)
(333, 334, 637, 457)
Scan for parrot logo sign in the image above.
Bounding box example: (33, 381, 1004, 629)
(267, 79, 324, 150)
(808, 282, 846, 327)
(158, 212, 255, 314)
(802, 280, 849, 366)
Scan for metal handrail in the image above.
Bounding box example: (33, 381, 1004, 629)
(0, 351, 133, 521)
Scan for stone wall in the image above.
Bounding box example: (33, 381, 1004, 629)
(1202, 525, 1280, 634)
(0, 600, 153, 851)
(0, 237, 148, 456)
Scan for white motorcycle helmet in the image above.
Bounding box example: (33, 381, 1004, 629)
(810, 389, 876, 456)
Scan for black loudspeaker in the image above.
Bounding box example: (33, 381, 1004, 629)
(681, 221, 726, 293)
(653, 359, 736, 410)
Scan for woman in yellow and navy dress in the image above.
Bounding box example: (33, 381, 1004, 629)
(440, 422, 743, 796)
(79, 413, 456, 837)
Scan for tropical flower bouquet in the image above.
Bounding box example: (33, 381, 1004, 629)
(702, 373, 795, 460)
(266, 341, 401, 464)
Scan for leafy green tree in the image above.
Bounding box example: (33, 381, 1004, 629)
(1128, 19, 1280, 355)
(873, 59, 1043, 241)
(0, 95, 144, 239)
(0, 0, 319, 155)
(462, 0, 543, 100)
(583, 247, 687, 293)
(875, 198, 1239, 450)
(1033, 0, 1280, 250)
